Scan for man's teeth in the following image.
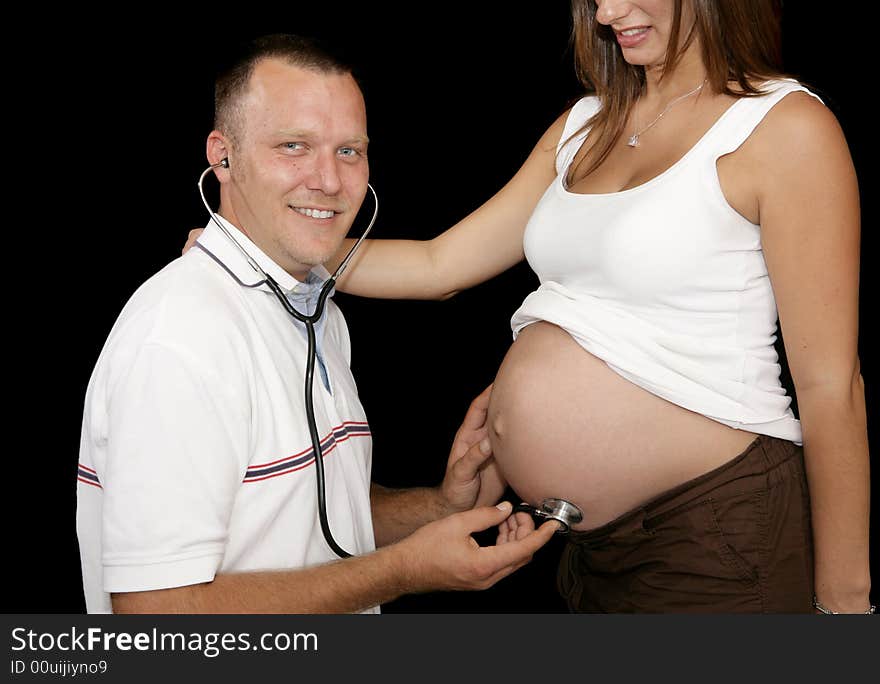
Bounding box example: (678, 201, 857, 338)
(293, 207, 335, 219)
(622, 28, 648, 36)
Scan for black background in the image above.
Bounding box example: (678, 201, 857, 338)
(10, 2, 875, 613)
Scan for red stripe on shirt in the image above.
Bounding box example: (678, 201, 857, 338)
(243, 431, 371, 483)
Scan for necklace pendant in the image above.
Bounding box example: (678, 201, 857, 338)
(627, 134, 639, 147)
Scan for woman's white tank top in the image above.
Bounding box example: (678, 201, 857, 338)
(512, 80, 821, 443)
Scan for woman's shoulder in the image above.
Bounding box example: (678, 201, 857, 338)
(728, 76, 814, 97)
(552, 94, 602, 151)
(566, 94, 602, 125)
(714, 77, 832, 147)
(738, 79, 850, 176)
(751, 80, 840, 149)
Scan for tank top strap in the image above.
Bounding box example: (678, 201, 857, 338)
(702, 79, 823, 159)
(556, 96, 601, 176)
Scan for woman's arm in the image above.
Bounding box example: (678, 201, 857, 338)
(753, 92, 871, 612)
(328, 110, 570, 300)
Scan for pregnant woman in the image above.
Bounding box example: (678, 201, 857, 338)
(186, 0, 871, 612)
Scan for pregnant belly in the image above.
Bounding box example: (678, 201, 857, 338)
(487, 322, 757, 530)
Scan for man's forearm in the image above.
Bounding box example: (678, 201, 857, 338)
(370, 483, 450, 547)
(112, 545, 412, 614)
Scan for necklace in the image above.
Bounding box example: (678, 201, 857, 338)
(627, 79, 707, 148)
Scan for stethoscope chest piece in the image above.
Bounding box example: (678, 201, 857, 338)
(514, 498, 584, 534)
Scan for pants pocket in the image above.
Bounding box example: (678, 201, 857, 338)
(700, 495, 764, 588)
(642, 494, 766, 606)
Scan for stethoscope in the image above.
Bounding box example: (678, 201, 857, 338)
(514, 499, 584, 534)
(198, 158, 378, 558)
(198, 159, 586, 555)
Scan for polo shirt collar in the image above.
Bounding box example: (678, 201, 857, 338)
(195, 215, 332, 293)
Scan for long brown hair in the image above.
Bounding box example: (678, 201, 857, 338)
(567, 0, 786, 183)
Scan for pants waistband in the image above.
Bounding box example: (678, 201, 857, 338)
(566, 434, 801, 544)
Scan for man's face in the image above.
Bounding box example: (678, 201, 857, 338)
(219, 59, 369, 280)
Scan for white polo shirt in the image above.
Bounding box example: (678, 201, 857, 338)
(77, 217, 376, 613)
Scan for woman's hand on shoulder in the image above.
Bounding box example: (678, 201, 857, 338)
(182, 228, 204, 255)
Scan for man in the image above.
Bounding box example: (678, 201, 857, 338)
(76, 34, 556, 614)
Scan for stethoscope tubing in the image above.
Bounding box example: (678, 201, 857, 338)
(263, 274, 351, 557)
(198, 163, 379, 558)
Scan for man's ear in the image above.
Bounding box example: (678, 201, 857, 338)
(206, 132, 231, 180)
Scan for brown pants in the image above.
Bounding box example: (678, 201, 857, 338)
(558, 434, 814, 613)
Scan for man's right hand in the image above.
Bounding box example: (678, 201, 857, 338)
(182, 228, 204, 255)
(396, 501, 559, 593)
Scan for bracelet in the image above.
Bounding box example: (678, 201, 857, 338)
(813, 595, 876, 614)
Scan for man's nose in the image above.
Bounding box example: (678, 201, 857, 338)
(306, 152, 342, 196)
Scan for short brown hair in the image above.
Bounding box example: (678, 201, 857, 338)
(214, 34, 354, 145)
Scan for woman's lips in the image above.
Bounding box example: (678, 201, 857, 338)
(615, 26, 651, 49)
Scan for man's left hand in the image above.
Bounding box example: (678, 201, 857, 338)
(439, 385, 507, 514)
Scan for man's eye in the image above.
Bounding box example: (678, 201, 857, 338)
(283, 142, 305, 151)
(338, 147, 361, 157)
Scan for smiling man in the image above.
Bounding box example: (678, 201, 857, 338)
(209, 55, 370, 279)
(76, 34, 556, 614)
